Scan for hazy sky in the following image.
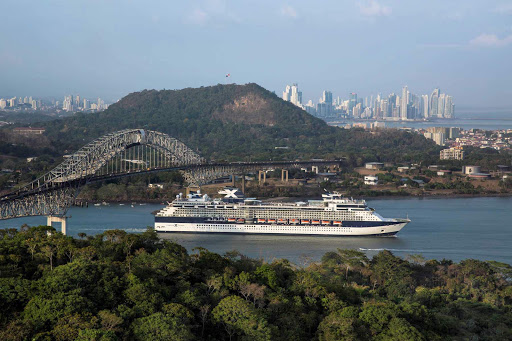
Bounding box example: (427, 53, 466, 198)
(1, 0, 511, 107)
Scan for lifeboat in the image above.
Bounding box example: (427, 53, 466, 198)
(236, 218, 245, 224)
(290, 219, 299, 224)
(333, 221, 342, 226)
(312, 220, 320, 225)
(268, 219, 276, 224)
(257, 218, 266, 223)
(301, 219, 310, 224)
(227, 218, 236, 223)
(277, 218, 287, 224)
(321, 220, 330, 225)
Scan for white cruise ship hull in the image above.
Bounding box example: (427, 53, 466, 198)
(154, 221, 408, 236)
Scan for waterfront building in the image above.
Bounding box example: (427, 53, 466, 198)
(400, 86, 409, 120)
(421, 95, 429, 118)
(282, 84, 302, 106)
(430, 88, 440, 117)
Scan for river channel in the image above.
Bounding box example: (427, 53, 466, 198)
(1, 197, 511, 265)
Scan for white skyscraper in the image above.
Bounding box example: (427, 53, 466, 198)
(421, 95, 429, 118)
(400, 86, 409, 120)
(282, 85, 291, 101)
(444, 95, 454, 118)
(438, 93, 446, 118)
(430, 88, 440, 117)
(282, 84, 302, 106)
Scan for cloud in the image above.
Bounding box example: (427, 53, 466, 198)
(469, 33, 512, 47)
(358, 0, 391, 17)
(187, 8, 209, 25)
(280, 5, 298, 19)
(417, 43, 462, 49)
(185, 0, 240, 26)
(492, 4, 512, 14)
(0, 52, 23, 66)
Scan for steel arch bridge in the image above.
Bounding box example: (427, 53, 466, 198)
(0, 129, 342, 221)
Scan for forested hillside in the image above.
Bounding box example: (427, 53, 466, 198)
(41, 83, 440, 163)
(0, 226, 511, 340)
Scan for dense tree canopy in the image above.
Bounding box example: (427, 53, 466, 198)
(0, 226, 511, 340)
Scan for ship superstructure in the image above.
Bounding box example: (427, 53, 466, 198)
(154, 188, 409, 236)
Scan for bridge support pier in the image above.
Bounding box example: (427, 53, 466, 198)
(281, 169, 289, 182)
(258, 171, 266, 185)
(47, 216, 67, 235)
(186, 186, 200, 196)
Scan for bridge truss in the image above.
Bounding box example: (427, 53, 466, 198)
(0, 129, 342, 220)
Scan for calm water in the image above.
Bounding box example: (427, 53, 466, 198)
(333, 108, 512, 130)
(1, 197, 511, 265)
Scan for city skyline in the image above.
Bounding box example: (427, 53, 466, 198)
(0, 94, 109, 112)
(282, 83, 455, 120)
(0, 1, 510, 107)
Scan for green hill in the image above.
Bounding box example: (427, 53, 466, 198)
(42, 83, 439, 162)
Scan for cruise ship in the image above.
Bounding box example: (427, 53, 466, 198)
(154, 188, 410, 236)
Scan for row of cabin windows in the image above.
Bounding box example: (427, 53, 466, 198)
(175, 209, 373, 217)
(194, 225, 352, 232)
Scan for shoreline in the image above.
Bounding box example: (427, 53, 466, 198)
(76, 191, 512, 205)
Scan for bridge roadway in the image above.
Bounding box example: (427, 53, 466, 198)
(0, 128, 344, 230)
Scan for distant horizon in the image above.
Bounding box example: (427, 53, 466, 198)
(2, 82, 512, 111)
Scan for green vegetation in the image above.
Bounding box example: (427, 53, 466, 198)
(1, 226, 511, 340)
(39, 83, 439, 162)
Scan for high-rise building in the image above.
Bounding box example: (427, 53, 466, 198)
(352, 103, 362, 118)
(282, 84, 302, 106)
(321, 91, 333, 105)
(0, 99, 6, 109)
(282, 86, 291, 101)
(400, 86, 409, 120)
(444, 96, 454, 118)
(421, 95, 429, 118)
(438, 94, 446, 118)
(430, 88, 440, 117)
(348, 93, 357, 115)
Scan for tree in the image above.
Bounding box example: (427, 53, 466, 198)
(212, 295, 271, 341)
(336, 249, 369, 280)
(41, 244, 56, 271)
(199, 305, 210, 338)
(318, 310, 369, 341)
(131, 312, 193, 341)
(381, 317, 425, 341)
